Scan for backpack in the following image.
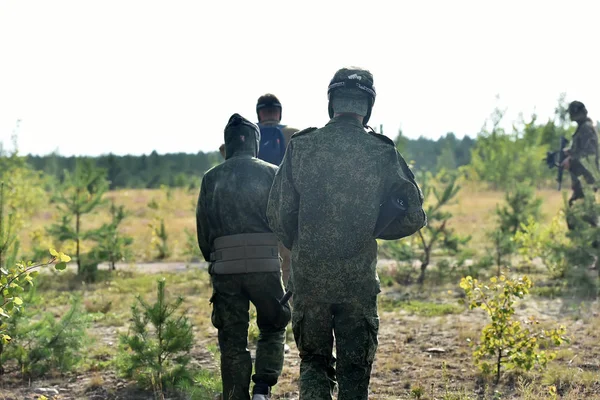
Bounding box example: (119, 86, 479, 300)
(257, 123, 286, 166)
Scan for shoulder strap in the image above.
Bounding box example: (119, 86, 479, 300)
(366, 126, 395, 147)
(291, 127, 318, 139)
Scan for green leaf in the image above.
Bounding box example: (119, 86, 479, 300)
(13, 297, 23, 306)
(59, 252, 71, 262)
(49, 248, 59, 257)
(55, 262, 67, 271)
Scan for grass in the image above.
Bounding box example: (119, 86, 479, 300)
(3, 260, 600, 399)
(20, 182, 567, 264)
(379, 297, 464, 316)
(443, 182, 565, 250)
(5, 185, 600, 398)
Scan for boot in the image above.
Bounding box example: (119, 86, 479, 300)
(252, 382, 271, 400)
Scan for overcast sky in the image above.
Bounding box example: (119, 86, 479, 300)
(1, 0, 599, 156)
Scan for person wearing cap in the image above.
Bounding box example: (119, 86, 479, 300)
(255, 94, 298, 293)
(197, 113, 291, 400)
(218, 94, 298, 161)
(561, 101, 599, 207)
(266, 67, 426, 399)
(255, 93, 299, 151)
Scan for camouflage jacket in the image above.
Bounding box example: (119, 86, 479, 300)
(570, 118, 599, 162)
(267, 115, 426, 303)
(196, 123, 278, 262)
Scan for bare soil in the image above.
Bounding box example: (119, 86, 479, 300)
(2, 261, 600, 400)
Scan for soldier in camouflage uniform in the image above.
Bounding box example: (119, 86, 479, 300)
(197, 113, 291, 400)
(218, 95, 298, 289)
(267, 67, 427, 400)
(562, 101, 600, 207)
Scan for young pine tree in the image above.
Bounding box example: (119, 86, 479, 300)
(562, 190, 600, 298)
(117, 278, 194, 399)
(488, 183, 543, 276)
(0, 182, 18, 270)
(47, 159, 108, 275)
(94, 201, 133, 270)
(416, 171, 470, 284)
(3, 291, 89, 378)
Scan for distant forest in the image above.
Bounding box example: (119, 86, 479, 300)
(23, 132, 474, 190)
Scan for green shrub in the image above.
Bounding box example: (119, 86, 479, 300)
(3, 292, 90, 377)
(460, 274, 568, 383)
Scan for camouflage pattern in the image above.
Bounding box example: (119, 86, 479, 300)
(327, 67, 376, 125)
(267, 96, 426, 398)
(568, 118, 599, 204)
(197, 115, 275, 260)
(267, 115, 426, 304)
(215, 119, 297, 286)
(210, 273, 290, 400)
(292, 296, 378, 400)
(331, 94, 369, 117)
(196, 113, 290, 399)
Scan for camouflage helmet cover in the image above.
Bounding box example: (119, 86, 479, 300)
(327, 67, 376, 125)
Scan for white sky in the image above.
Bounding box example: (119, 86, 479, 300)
(1, 0, 599, 156)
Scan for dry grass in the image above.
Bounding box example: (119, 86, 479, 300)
(19, 183, 568, 264)
(22, 186, 200, 262)
(444, 182, 565, 249)
(6, 185, 600, 399)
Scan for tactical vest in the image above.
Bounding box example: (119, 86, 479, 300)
(209, 233, 280, 274)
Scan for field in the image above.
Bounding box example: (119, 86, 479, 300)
(2, 185, 600, 400)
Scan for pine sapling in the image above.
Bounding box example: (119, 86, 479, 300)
(47, 159, 108, 275)
(416, 172, 470, 284)
(117, 278, 194, 399)
(149, 218, 170, 260)
(94, 201, 133, 270)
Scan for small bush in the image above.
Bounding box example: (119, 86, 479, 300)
(460, 274, 568, 383)
(3, 291, 90, 377)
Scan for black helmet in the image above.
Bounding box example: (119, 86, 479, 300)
(256, 94, 282, 121)
(568, 100, 587, 117)
(327, 67, 376, 125)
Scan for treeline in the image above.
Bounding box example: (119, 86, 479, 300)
(396, 132, 476, 172)
(9, 93, 588, 191)
(25, 150, 222, 189)
(21, 135, 475, 190)
(19, 133, 475, 189)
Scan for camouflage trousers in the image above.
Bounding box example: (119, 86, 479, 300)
(292, 295, 379, 400)
(569, 156, 600, 206)
(210, 272, 291, 400)
(568, 157, 600, 232)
